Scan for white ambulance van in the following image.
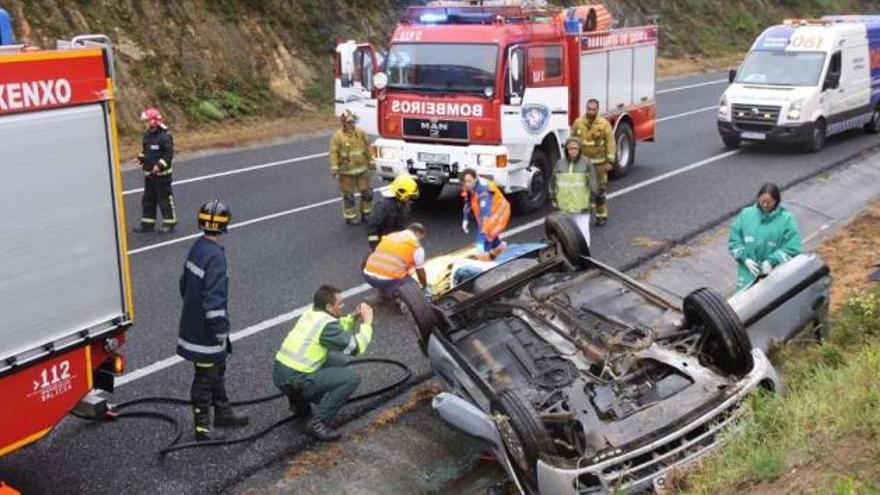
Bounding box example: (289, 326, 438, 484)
(718, 16, 880, 152)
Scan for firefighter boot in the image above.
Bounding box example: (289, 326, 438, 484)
(283, 386, 311, 418)
(307, 417, 341, 441)
(194, 406, 226, 441)
(214, 403, 249, 428)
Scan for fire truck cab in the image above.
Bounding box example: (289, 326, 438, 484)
(335, 1, 657, 213)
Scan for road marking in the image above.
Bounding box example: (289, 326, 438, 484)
(119, 149, 741, 386)
(127, 106, 717, 256)
(656, 79, 728, 95)
(122, 152, 329, 196)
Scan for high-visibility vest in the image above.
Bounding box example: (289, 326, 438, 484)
(555, 161, 592, 213)
(364, 229, 421, 279)
(275, 309, 345, 373)
(467, 180, 510, 239)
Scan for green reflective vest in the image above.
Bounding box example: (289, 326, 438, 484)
(275, 309, 372, 373)
(552, 157, 596, 214)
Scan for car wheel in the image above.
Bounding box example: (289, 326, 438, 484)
(493, 389, 554, 494)
(545, 212, 591, 269)
(864, 107, 880, 134)
(722, 135, 741, 150)
(684, 287, 754, 377)
(807, 119, 826, 153)
(510, 149, 550, 214)
(397, 279, 442, 354)
(610, 121, 635, 178)
(414, 183, 444, 207)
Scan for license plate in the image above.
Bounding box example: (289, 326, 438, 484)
(741, 131, 766, 140)
(418, 152, 450, 164)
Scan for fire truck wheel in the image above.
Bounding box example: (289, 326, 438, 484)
(511, 149, 550, 214)
(610, 121, 634, 178)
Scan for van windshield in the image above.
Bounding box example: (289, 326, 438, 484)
(386, 43, 498, 94)
(736, 51, 827, 87)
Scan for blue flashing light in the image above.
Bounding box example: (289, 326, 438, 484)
(420, 13, 448, 24)
(0, 8, 14, 45)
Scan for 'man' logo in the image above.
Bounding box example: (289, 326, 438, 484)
(0, 79, 72, 111)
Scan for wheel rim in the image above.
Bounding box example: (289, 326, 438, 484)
(617, 132, 631, 170)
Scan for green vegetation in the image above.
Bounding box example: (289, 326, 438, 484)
(681, 286, 880, 494)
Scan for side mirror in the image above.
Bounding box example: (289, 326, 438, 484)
(728, 69, 737, 84)
(373, 72, 388, 90)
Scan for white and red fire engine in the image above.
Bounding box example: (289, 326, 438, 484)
(0, 14, 132, 461)
(335, 1, 658, 212)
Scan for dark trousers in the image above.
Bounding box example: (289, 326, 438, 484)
(273, 355, 361, 421)
(142, 175, 177, 227)
(191, 359, 230, 410)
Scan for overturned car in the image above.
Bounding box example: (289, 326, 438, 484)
(400, 214, 830, 494)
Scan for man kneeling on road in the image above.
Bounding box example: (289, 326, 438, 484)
(273, 285, 374, 441)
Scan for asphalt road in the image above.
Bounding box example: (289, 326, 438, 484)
(3, 72, 879, 494)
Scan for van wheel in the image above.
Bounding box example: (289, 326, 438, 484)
(865, 107, 880, 134)
(511, 150, 550, 214)
(397, 279, 442, 354)
(684, 288, 754, 377)
(807, 119, 826, 153)
(493, 389, 554, 494)
(545, 212, 591, 269)
(722, 135, 741, 150)
(610, 121, 634, 178)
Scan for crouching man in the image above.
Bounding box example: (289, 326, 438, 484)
(272, 285, 374, 441)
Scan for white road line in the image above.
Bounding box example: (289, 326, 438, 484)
(656, 105, 717, 122)
(657, 79, 727, 95)
(119, 149, 741, 386)
(121, 152, 329, 196)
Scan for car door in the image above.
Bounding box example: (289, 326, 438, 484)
(334, 40, 379, 135)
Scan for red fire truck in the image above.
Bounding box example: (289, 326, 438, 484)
(335, 1, 658, 213)
(0, 21, 132, 460)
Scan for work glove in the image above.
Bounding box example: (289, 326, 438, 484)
(461, 220, 469, 234)
(422, 287, 433, 298)
(744, 258, 761, 278)
(761, 260, 774, 276)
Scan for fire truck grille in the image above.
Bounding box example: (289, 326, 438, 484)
(731, 104, 781, 131)
(403, 118, 469, 142)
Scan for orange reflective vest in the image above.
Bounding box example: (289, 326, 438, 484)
(462, 180, 510, 241)
(364, 229, 421, 279)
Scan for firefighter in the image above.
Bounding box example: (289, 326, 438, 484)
(570, 98, 615, 226)
(551, 137, 599, 243)
(133, 107, 177, 233)
(177, 199, 249, 441)
(273, 285, 374, 441)
(460, 168, 510, 261)
(363, 223, 430, 298)
(366, 174, 420, 250)
(329, 109, 375, 225)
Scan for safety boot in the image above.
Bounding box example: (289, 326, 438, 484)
(306, 417, 341, 441)
(214, 403, 249, 428)
(595, 217, 608, 227)
(194, 406, 226, 441)
(159, 224, 176, 234)
(284, 388, 311, 418)
(345, 217, 361, 226)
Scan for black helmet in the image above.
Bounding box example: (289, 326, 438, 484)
(198, 199, 231, 234)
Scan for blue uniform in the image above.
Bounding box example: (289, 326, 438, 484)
(177, 237, 231, 363)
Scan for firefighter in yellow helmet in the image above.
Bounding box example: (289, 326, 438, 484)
(366, 174, 420, 250)
(570, 98, 615, 226)
(329, 109, 375, 225)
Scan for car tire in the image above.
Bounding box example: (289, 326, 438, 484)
(510, 149, 550, 214)
(807, 119, 826, 153)
(414, 183, 444, 207)
(864, 107, 880, 134)
(684, 287, 754, 377)
(545, 212, 591, 269)
(610, 121, 635, 178)
(397, 279, 442, 354)
(494, 389, 554, 494)
(722, 135, 741, 150)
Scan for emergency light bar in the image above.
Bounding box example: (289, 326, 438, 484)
(0, 8, 14, 45)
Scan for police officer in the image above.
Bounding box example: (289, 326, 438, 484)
(177, 199, 249, 441)
(134, 107, 177, 233)
(366, 174, 420, 250)
(329, 109, 375, 225)
(273, 285, 374, 441)
(570, 99, 615, 226)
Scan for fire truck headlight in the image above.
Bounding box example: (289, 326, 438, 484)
(477, 154, 496, 168)
(786, 99, 804, 121)
(379, 146, 399, 160)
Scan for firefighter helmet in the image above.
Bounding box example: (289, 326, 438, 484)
(140, 107, 163, 128)
(390, 174, 420, 201)
(198, 199, 231, 234)
(340, 108, 357, 124)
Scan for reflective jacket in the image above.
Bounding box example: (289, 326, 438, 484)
(728, 204, 803, 291)
(138, 125, 174, 176)
(364, 229, 421, 280)
(570, 116, 615, 164)
(551, 155, 599, 214)
(177, 237, 231, 362)
(462, 179, 510, 241)
(275, 309, 373, 374)
(329, 127, 374, 176)
(366, 194, 410, 249)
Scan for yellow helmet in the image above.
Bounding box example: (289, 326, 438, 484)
(390, 174, 420, 201)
